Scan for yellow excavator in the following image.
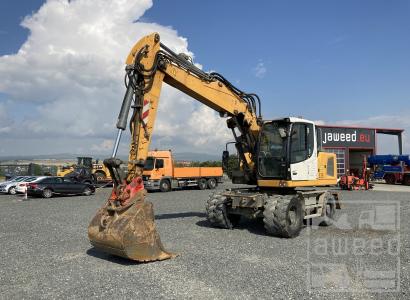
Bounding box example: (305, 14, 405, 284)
(88, 33, 341, 262)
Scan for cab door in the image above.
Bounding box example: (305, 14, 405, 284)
(52, 177, 65, 193)
(62, 177, 82, 193)
(289, 123, 318, 181)
(151, 158, 165, 180)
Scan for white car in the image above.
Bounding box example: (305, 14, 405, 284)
(15, 176, 47, 194)
(0, 176, 32, 195)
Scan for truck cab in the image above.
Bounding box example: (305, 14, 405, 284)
(142, 150, 173, 189)
(142, 150, 223, 192)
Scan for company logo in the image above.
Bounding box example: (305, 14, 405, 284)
(322, 130, 371, 145)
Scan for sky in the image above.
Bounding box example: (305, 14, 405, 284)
(0, 0, 409, 157)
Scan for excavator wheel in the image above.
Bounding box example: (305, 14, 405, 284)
(263, 194, 303, 238)
(205, 193, 240, 229)
(318, 193, 336, 226)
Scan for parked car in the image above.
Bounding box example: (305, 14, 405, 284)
(15, 176, 48, 194)
(0, 176, 32, 195)
(27, 176, 95, 198)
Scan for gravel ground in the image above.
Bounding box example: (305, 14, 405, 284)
(0, 183, 408, 299)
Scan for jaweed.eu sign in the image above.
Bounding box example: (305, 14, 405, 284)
(318, 127, 375, 148)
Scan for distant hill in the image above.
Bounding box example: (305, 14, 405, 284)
(0, 151, 221, 163)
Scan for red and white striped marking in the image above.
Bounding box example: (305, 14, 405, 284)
(142, 99, 150, 123)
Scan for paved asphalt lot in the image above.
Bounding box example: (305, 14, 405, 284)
(0, 183, 408, 299)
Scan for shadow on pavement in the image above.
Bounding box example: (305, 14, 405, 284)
(195, 217, 269, 237)
(155, 211, 206, 220)
(86, 247, 143, 265)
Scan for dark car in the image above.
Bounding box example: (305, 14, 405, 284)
(27, 176, 95, 198)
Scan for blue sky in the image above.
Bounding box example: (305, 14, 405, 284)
(0, 0, 409, 156)
(142, 0, 410, 120)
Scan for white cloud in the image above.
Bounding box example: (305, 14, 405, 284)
(253, 61, 267, 78)
(0, 104, 12, 133)
(0, 0, 230, 156)
(91, 139, 114, 152)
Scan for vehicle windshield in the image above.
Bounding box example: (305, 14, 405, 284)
(258, 121, 289, 178)
(9, 176, 24, 182)
(25, 177, 38, 182)
(144, 157, 155, 171)
(15, 177, 29, 182)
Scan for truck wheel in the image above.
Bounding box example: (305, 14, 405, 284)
(160, 180, 171, 192)
(403, 175, 410, 186)
(319, 193, 336, 226)
(263, 195, 303, 238)
(206, 193, 239, 229)
(207, 178, 217, 189)
(384, 174, 396, 184)
(198, 178, 207, 190)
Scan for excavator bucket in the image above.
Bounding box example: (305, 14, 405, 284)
(88, 189, 175, 262)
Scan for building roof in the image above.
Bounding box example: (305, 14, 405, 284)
(317, 124, 404, 134)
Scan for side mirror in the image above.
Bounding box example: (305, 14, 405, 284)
(222, 150, 229, 171)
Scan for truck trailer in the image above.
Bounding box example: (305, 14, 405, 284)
(142, 150, 223, 192)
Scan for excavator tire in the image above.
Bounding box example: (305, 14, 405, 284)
(263, 194, 303, 238)
(318, 193, 336, 226)
(205, 193, 239, 229)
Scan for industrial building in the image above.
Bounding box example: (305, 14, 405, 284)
(317, 125, 404, 177)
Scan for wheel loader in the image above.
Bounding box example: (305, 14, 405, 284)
(88, 33, 341, 262)
(57, 157, 112, 183)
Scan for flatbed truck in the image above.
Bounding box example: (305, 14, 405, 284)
(142, 150, 223, 192)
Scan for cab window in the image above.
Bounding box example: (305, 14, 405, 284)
(144, 157, 155, 170)
(55, 177, 63, 183)
(155, 159, 164, 169)
(290, 123, 314, 164)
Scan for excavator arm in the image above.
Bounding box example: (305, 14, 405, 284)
(88, 33, 262, 262)
(110, 33, 261, 184)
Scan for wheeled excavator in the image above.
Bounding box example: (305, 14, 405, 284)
(88, 33, 341, 262)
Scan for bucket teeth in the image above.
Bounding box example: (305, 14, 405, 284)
(88, 190, 175, 262)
